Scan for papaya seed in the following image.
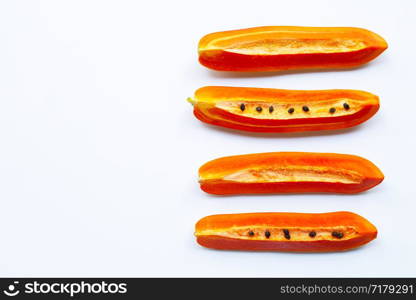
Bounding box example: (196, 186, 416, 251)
(332, 231, 344, 239)
(283, 229, 291, 240)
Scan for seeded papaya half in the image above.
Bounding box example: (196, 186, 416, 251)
(198, 26, 388, 72)
(199, 152, 384, 195)
(195, 212, 377, 252)
(188, 86, 379, 133)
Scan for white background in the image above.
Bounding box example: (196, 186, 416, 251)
(0, 0, 414, 277)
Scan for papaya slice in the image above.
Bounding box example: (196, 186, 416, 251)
(188, 86, 379, 133)
(199, 152, 384, 195)
(198, 26, 388, 72)
(195, 211, 377, 252)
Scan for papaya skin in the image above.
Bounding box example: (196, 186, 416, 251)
(199, 152, 384, 195)
(198, 26, 388, 72)
(195, 212, 378, 252)
(188, 86, 380, 133)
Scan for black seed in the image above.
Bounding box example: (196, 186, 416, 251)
(265, 230, 271, 238)
(240, 103, 245, 111)
(309, 231, 316, 238)
(256, 106, 263, 112)
(288, 107, 295, 114)
(269, 106, 274, 113)
(329, 107, 336, 114)
(283, 229, 291, 240)
(343, 103, 350, 110)
(302, 106, 309, 112)
(248, 231, 255, 237)
(332, 231, 344, 239)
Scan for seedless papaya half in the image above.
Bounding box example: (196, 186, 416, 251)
(188, 86, 379, 133)
(199, 152, 384, 195)
(198, 26, 387, 72)
(195, 212, 377, 252)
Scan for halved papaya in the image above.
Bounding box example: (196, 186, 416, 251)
(198, 26, 388, 72)
(199, 152, 384, 195)
(188, 86, 379, 133)
(195, 211, 377, 252)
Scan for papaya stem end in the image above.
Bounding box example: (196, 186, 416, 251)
(187, 97, 196, 106)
